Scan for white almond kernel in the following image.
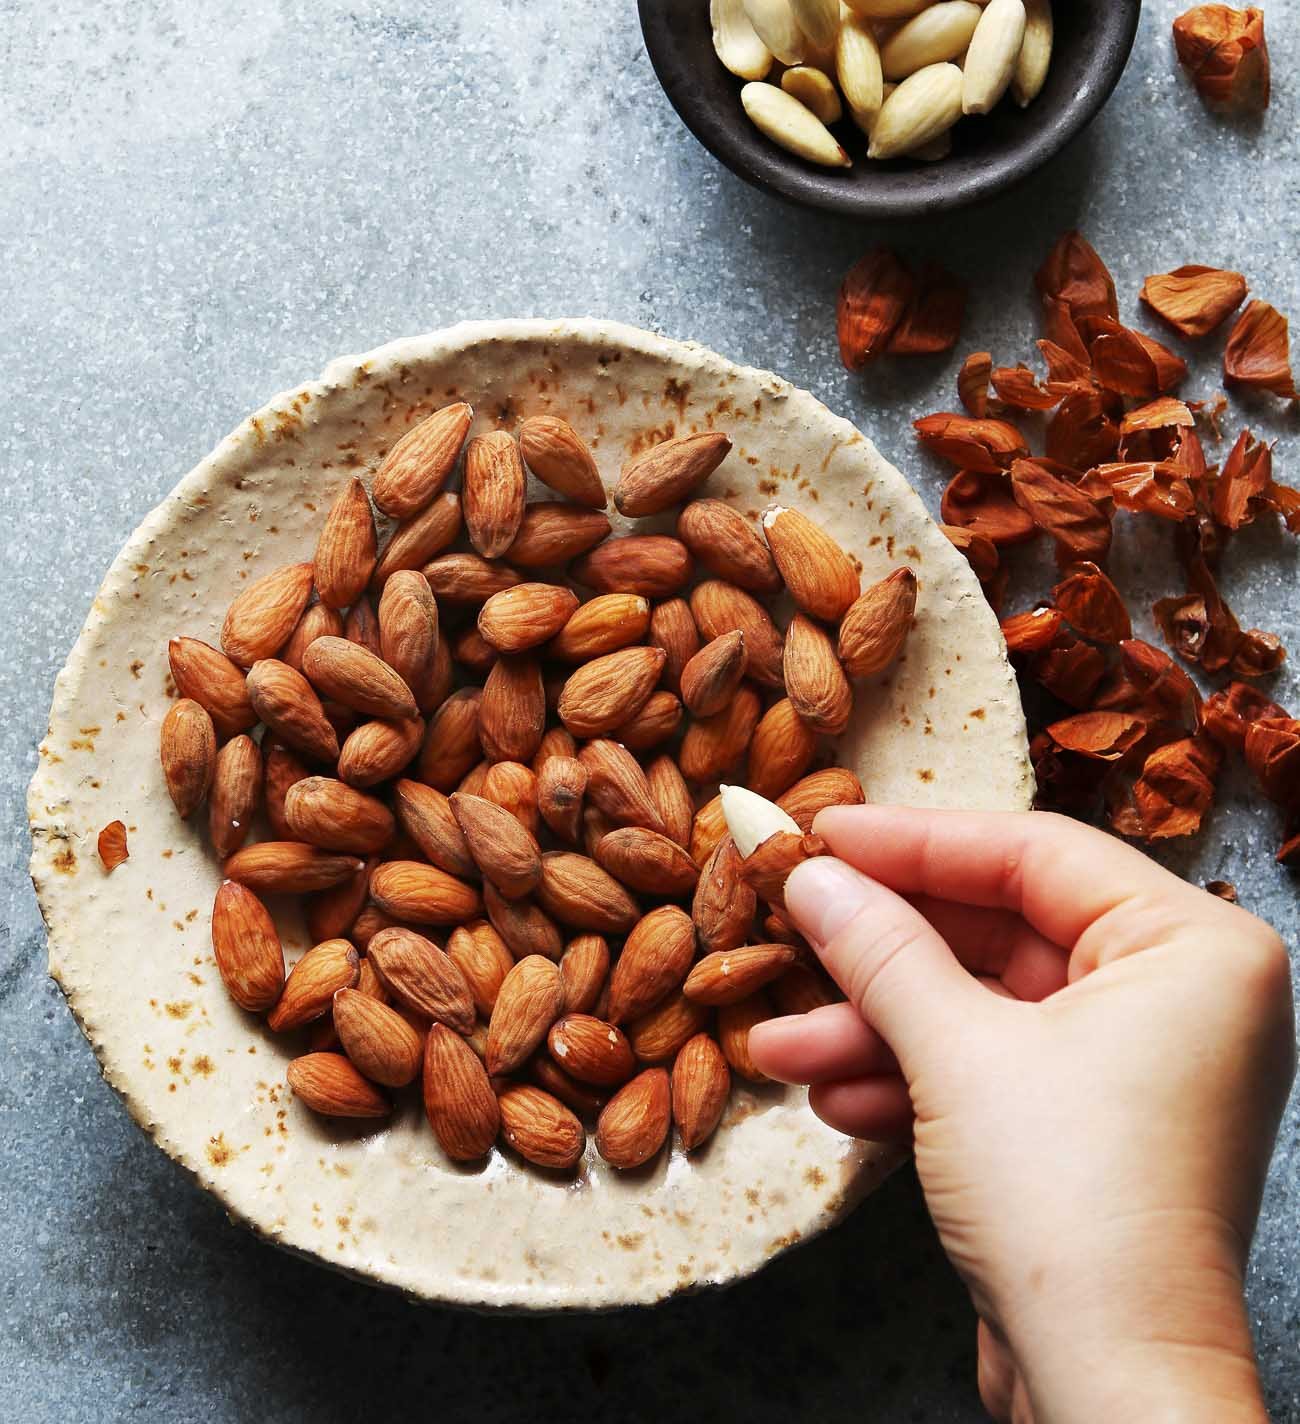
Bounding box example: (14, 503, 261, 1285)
(742, 0, 807, 66)
(781, 65, 844, 124)
(841, 0, 930, 17)
(881, 1, 983, 80)
(741, 81, 852, 166)
(867, 61, 964, 160)
(835, 12, 884, 120)
(719, 785, 802, 859)
(1011, 0, 1053, 107)
(711, 0, 775, 81)
(962, 0, 1027, 115)
(790, 0, 842, 50)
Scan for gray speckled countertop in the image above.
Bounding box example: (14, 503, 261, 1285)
(2, 1, 1297, 1419)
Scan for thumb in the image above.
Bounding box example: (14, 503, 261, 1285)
(784, 856, 988, 1074)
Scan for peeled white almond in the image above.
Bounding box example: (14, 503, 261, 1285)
(835, 12, 884, 120)
(712, 0, 775, 81)
(854, 80, 895, 138)
(719, 785, 801, 859)
(790, 0, 841, 50)
(867, 61, 964, 159)
(1011, 0, 1053, 106)
(962, 0, 1027, 115)
(881, 1, 983, 79)
(781, 65, 844, 123)
(743, 0, 807, 66)
(842, 0, 930, 17)
(741, 81, 852, 166)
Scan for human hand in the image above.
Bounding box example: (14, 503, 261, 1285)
(748, 806, 1295, 1424)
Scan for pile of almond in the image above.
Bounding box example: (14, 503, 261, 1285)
(712, 0, 1052, 169)
(159, 404, 916, 1170)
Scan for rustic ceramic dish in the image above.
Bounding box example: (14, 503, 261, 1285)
(28, 319, 1032, 1309)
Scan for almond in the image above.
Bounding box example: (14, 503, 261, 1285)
(559, 933, 610, 1014)
(717, 992, 774, 1082)
(836, 10, 884, 119)
(284, 776, 395, 854)
(337, 715, 424, 787)
(504, 503, 612, 568)
(479, 655, 546, 763)
(680, 630, 747, 717)
(646, 754, 694, 849)
(344, 595, 383, 658)
(486, 954, 564, 1075)
(529, 1057, 610, 1119)
(463, 430, 527, 557)
(548, 1014, 636, 1086)
(712, 0, 773, 80)
(333, 987, 424, 1087)
(1012, 0, 1052, 106)
(614, 431, 732, 517)
(314, 477, 377, 608)
(582, 805, 615, 860)
(578, 739, 667, 833)
(224, 841, 363, 894)
(610, 690, 684, 752)
(784, 613, 853, 734)
(305, 856, 374, 942)
(626, 991, 711, 1064)
(422, 552, 524, 603)
(672, 1033, 731, 1151)
(301, 636, 417, 721)
(595, 1068, 671, 1169)
(868, 60, 963, 159)
(518, 415, 606, 508)
(377, 569, 439, 696)
(648, 597, 700, 693)
(391, 778, 476, 878)
(781, 64, 843, 123)
(558, 646, 665, 738)
(595, 828, 699, 896)
(761, 506, 859, 621)
(286, 1052, 390, 1118)
(497, 1084, 585, 1169)
(606, 904, 696, 1024)
(167, 637, 257, 737)
(692, 834, 758, 954)
(684, 944, 798, 1005)
(481, 760, 541, 835)
(280, 602, 345, 673)
(268, 938, 360, 1032)
(689, 580, 784, 687)
(423, 1023, 500, 1159)
(777, 766, 866, 830)
(451, 626, 498, 676)
(837, 567, 917, 677)
(537, 755, 588, 843)
(450, 792, 543, 899)
(372, 491, 463, 588)
(447, 920, 515, 1016)
(548, 593, 651, 662)
(350, 905, 402, 950)
(679, 683, 762, 783)
(369, 861, 482, 926)
(367, 926, 476, 1031)
(571, 535, 694, 599)
(740, 81, 851, 167)
(478, 582, 579, 653)
(535, 852, 640, 934)
(690, 794, 729, 866)
(160, 698, 216, 819)
(245, 659, 339, 763)
(208, 733, 262, 858)
(261, 742, 309, 838)
(761, 908, 808, 950)
(740, 829, 825, 906)
(220, 563, 315, 667)
(747, 698, 818, 799)
(416, 688, 482, 790)
(676, 499, 783, 593)
(772, 961, 842, 1015)
(210, 880, 285, 1012)
(483, 883, 564, 961)
(372, 401, 473, 519)
(962, 0, 1026, 114)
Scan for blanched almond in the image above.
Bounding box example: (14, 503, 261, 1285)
(741, 82, 851, 168)
(742, 0, 806, 64)
(867, 61, 963, 160)
(882, 2, 982, 79)
(711, 0, 774, 81)
(835, 12, 884, 119)
(1012, 0, 1053, 107)
(962, 0, 1027, 115)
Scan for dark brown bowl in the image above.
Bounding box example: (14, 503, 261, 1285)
(639, 1, 1140, 220)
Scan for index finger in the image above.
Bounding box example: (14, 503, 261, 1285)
(811, 805, 1197, 949)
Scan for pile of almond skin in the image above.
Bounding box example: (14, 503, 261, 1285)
(158, 406, 915, 1171)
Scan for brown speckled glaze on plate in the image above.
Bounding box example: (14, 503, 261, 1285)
(27, 319, 1032, 1310)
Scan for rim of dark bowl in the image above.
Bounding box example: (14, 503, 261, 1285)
(638, 1, 1141, 220)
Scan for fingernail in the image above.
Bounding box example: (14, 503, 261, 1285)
(785, 856, 877, 948)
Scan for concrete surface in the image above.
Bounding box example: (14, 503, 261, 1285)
(1, 1, 1296, 1419)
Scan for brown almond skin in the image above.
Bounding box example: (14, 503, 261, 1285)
(478, 582, 579, 654)
(648, 598, 700, 694)
(676, 499, 782, 593)
(97, 821, 129, 872)
(463, 430, 527, 558)
(783, 613, 853, 736)
(167, 637, 257, 738)
(371, 491, 462, 589)
(678, 683, 762, 783)
(416, 688, 482, 790)
(689, 581, 784, 688)
(208, 734, 262, 858)
(305, 856, 374, 943)
(350, 905, 402, 951)
(672, 1033, 731, 1151)
(557, 646, 666, 738)
(378, 569, 439, 693)
(280, 602, 345, 674)
(224, 842, 364, 894)
(447, 920, 515, 1016)
(220, 563, 315, 667)
(483, 884, 564, 961)
(689, 795, 728, 866)
(451, 626, 498, 676)
(486, 955, 565, 1076)
(595, 1067, 671, 1169)
(692, 836, 757, 955)
(301, 636, 417, 721)
(646, 755, 694, 850)
(505, 503, 611, 568)
(497, 1085, 585, 1170)
(262, 742, 310, 838)
(344, 595, 383, 658)
(838, 567, 918, 678)
(747, 699, 818, 800)
(683, 945, 798, 1006)
(211, 880, 285, 1012)
(367, 926, 476, 1032)
(518, 415, 606, 508)
(536, 853, 641, 935)
(287, 1053, 391, 1118)
(450, 792, 543, 899)
(548, 1015, 636, 1086)
(606, 904, 696, 1024)
(338, 715, 424, 788)
(284, 776, 395, 855)
(614, 431, 732, 517)
(529, 1056, 610, 1119)
(578, 740, 666, 834)
(314, 476, 377, 608)
(160, 698, 216, 819)
(762, 506, 860, 622)
(479, 656, 546, 764)
(370, 861, 482, 926)
(533, 726, 578, 770)
(424, 1024, 501, 1160)
(595, 828, 699, 896)
(717, 993, 775, 1082)
(680, 630, 747, 718)
(268, 939, 360, 1032)
(610, 691, 683, 752)
(740, 829, 824, 907)
(372, 401, 473, 519)
(392, 779, 477, 878)
(481, 761, 541, 836)
(627, 992, 711, 1065)
(582, 805, 615, 860)
(537, 755, 588, 844)
(245, 659, 339, 763)
(559, 934, 610, 1014)
(549, 593, 650, 662)
(777, 767, 867, 831)
(571, 535, 694, 598)
(422, 552, 523, 603)
(333, 987, 424, 1087)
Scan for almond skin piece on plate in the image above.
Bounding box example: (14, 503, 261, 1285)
(672, 1033, 731, 1151)
(371, 401, 473, 519)
(210, 880, 285, 1012)
(286, 1053, 391, 1118)
(424, 1023, 501, 1160)
(595, 1067, 671, 1169)
(497, 1084, 585, 1170)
